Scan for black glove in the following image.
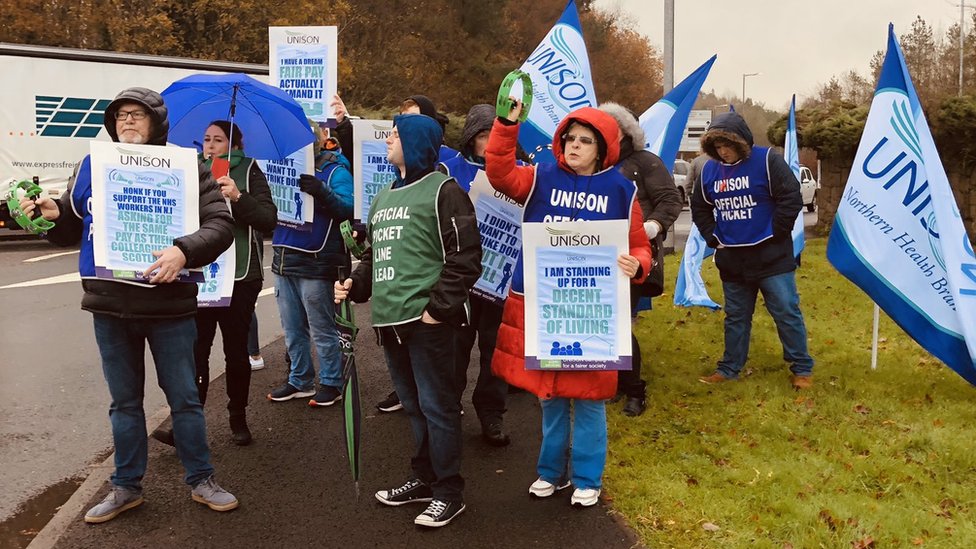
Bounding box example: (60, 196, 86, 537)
(298, 174, 329, 202)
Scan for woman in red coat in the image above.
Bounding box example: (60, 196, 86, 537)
(485, 101, 651, 507)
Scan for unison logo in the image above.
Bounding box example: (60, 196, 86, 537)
(35, 96, 110, 138)
(285, 30, 319, 44)
(861, 99, 936, 239)
(525, 25, 591, 115)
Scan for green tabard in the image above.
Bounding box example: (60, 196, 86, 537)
(367, 172, 451, 326)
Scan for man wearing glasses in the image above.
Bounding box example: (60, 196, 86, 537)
(19, 87, 239, 522)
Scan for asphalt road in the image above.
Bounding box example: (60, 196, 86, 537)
(0, 239, 282, 525)
(46, 311, 641, 549)
(0, 206, 818, 543)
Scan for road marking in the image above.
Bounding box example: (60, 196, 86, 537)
(0, 272, 80, 289)
(23, 250, 80, 263)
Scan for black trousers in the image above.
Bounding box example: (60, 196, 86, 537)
(618, 291, 648, 399)
(194, 279, 263, 416)
(617, 334, 646, 398)
(453, 296, 508, 426)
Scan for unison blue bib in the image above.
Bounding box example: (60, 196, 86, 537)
(700, 146, 776, 246)
(272, 161, 343, 252)
(511, 164, 636, 294)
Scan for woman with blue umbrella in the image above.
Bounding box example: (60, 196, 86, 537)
(153, 120, 277, 446)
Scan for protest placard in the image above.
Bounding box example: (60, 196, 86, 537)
(467, 169, 523, 305)
(257, 147, 315, 230)
(268, 26, 338, 124)
(352, 119, 395, 222)
(197, 246, 236, 307)
(522, 219, 631, 370)
(89, 141, 203, 282)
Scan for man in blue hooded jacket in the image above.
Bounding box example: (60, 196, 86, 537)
(691, 112, 815, 389)
(334, 113, 482, 528)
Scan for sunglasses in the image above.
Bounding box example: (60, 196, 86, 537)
(562, 133, 596, 145)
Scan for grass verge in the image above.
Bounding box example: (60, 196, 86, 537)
(607, 238, 976, 548)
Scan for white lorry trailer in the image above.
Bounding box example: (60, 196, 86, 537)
(0, 42, 267, 232)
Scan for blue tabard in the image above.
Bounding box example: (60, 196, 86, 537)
(71, 156, 97, 278)
(700, 146, 776, 246)
(71, 155, 154, 287)
(272, 161, 343, 252)
(440, 156, 480, 192)
(510, 163, 636, 294)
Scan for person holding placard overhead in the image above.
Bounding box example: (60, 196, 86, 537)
(20, 87, 239, 522)
(485, 98, 651, 508)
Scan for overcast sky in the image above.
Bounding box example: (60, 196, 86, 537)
(594, 0, 964, 111)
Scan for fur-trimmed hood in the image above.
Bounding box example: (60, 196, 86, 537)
(599, 101, 645, 151)
(701, 112, 753, 163)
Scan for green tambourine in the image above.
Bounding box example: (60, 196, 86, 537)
(340, 219, 367, 260)
(496, 70, 533, 122)
(5, 179, 55, 234)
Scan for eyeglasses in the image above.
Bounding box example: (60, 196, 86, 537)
(562, 133, 596, 145)
(115, 110, 149, 121)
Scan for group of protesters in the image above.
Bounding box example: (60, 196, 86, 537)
(20, 77, 813, 529)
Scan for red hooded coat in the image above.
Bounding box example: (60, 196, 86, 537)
(485, 107, 652, 400)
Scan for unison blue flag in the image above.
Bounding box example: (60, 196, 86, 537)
(515, 0, 597, 164)
(785, 95, 806, 258)
(639, 55, 716, 171)
(827, 24, 976, 384)
(674, 224, 720, 310)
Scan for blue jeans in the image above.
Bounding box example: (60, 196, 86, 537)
(275, 275, 342, 391)
(717, 271, 814, 379)
(538, 398, 607, 490)
(383, 321, 464, 502)
(92, 314, 214, 489)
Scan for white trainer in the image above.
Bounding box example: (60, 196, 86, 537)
(570, 487, 601, 507)
(528, 477, 571, 498)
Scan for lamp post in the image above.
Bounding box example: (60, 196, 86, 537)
(742, 72, 760, 103)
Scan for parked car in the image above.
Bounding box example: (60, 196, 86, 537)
(799, 165, 820, 212)
(672, 159, 691, 205)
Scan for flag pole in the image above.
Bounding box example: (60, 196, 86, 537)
(871, 304, 880, 370)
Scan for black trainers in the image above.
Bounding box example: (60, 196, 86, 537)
(375, 478, 433, 506)
(309, 385, 342, 407)
(376, 390, 403, 413)
(622, 396, 646, 417)
(414, 499, 466, 528)
(267, 383, 315, 402)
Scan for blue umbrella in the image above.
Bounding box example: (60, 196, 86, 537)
(161, 73, 314, 160)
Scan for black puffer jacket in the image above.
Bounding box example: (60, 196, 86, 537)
(45, 87, 234, 318)
(600, 102, 682, 297)
(691, 112, 802, 283)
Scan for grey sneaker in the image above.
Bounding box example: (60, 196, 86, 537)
(84, 485, 143, 523)
(191, 476, 239, 512)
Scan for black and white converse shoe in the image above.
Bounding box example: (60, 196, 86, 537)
(414, 498, 466, 528)
(374, 478, 433, 506)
